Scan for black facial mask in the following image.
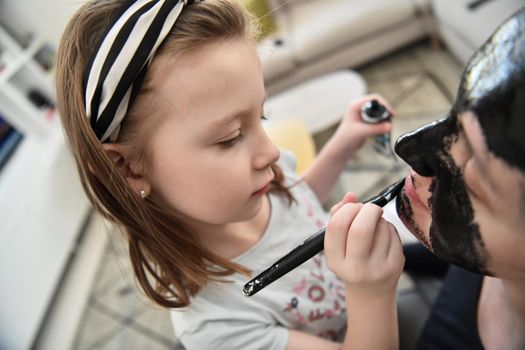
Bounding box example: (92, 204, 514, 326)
(459, 9, 525, 173)
(393, 8, 525, 274)
(395, 114, 489, 274)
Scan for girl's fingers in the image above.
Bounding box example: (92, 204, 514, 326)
(345, 203, 384, 258)
(387, 223, 403, 260)
(359, 120, 392, 136)
(325, 203, 361, 266)
(330, 192, 357, 216)
(370, 219, 391, 258)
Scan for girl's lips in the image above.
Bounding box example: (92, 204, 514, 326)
(404, 172, 427, 208)
(252, 182, 271, 196)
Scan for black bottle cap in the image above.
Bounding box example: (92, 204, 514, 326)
(361, 99, 390, 123)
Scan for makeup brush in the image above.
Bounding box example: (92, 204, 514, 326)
(243, 178, 405, 297)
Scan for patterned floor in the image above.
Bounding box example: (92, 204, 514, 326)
(72, 40, 463, 349)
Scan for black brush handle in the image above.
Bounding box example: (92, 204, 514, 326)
(243, 179, 404, 296)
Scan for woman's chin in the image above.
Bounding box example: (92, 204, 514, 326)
(396, 190, 433, 249)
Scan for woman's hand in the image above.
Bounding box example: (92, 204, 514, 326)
(329, 94, 395, 160)
(325, 192, 404, 298)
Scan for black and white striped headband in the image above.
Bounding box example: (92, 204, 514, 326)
(83, 0, 201, 142)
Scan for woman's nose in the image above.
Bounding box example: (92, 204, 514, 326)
(395, 115, 458, 177)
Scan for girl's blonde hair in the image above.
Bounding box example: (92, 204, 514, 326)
(56, 0, 293, 308)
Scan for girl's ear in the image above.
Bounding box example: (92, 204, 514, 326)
(102, 143, 151, 197)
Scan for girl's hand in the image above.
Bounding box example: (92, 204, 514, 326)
(325, 192, 404, 299)
(329, 94, 395, 159)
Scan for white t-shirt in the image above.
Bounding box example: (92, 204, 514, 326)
(171, 151, 347, 349)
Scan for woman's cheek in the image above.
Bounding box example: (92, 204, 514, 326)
(411, 204, 433, 245)
(463, 158, 484, 201)
(463, 158, 497, 226)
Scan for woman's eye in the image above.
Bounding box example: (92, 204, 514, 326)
(261, 114, 268, 121)
(219, 132, 244, 148)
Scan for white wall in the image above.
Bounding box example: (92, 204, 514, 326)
(0, 0, 83, 47)
(0, 2, 90, 349)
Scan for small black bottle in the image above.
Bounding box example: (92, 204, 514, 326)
(360, 99, 396, 159)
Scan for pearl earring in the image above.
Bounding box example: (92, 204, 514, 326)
(139, 190, 146, 198)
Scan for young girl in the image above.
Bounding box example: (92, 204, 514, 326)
(55, 0, 404, 349)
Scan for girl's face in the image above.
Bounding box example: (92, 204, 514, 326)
(145, 38, 279, 228)
(395, 111, 525, 278)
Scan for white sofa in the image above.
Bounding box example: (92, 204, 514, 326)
(259, 0, 524, 96)
(432, 0, 525, 64)
(259, 0, 435, 95)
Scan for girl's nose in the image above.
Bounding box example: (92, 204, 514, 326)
(254, 127, 280, 170)
(395, 114, 458, 177)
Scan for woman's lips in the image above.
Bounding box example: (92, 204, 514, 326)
(404, 172, 427, 208)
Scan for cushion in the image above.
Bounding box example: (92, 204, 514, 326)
(288, 0, 416, 62)
(264, 118, 316, 174)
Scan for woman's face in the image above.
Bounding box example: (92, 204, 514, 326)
(395, 110, 525, 277)
(394, 8, 525, 277)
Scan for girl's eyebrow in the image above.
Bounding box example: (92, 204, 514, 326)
(211, 113, 241, 129)
(209, 96, 267, 129)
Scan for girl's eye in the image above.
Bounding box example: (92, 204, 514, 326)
(219, 132, 245, 148)
(218, 115, 266, 148)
